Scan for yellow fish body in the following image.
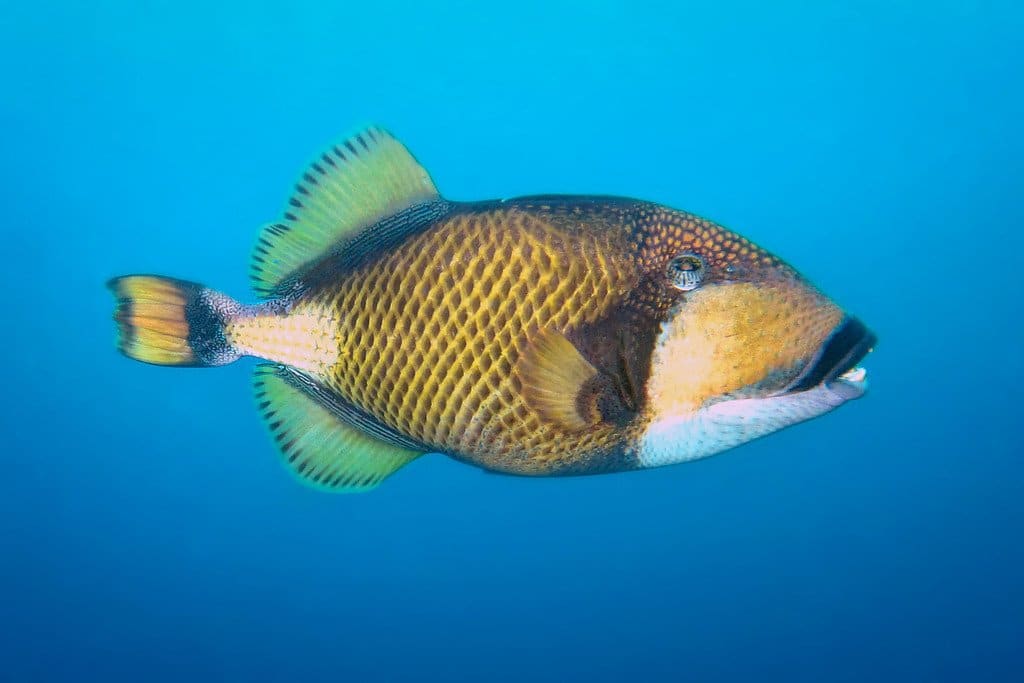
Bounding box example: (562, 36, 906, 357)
(109, 127, 875, 492)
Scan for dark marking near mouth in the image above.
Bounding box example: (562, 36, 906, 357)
(788, 316, 876, 393)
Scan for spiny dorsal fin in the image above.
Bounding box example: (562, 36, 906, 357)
(253, 365, 422, 492)
(517, 329, 603, 431)
(251, 126, 440, 297)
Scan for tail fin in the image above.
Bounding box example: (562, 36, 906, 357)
(107, 275, 242, 367)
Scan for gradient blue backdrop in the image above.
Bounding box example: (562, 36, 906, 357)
(2, 1, 1022, 681)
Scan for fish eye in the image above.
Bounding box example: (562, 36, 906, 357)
(667, 253, 706, 291)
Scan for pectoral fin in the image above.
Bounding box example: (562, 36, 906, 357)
(517, 329, 632, 432)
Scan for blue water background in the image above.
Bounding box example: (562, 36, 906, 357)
(2, 2, 1022, 680)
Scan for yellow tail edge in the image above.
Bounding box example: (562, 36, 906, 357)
(107, 275, 241, 367)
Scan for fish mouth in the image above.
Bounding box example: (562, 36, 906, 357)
(785, 316, 876, 399)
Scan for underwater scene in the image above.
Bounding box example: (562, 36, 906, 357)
(3, 1, 1022, 681)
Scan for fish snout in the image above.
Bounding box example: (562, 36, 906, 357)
(784, 315, 876, 398)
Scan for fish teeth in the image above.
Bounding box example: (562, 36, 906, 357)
(840, 367, 867, 383)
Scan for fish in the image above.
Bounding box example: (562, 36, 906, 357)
(108, 126, 876, 492)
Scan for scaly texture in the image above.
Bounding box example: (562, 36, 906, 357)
(228, 197, 810, 476)
(299, 205, 638, 474)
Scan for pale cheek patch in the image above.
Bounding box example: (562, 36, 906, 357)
(644, 282, 843, 416)
(637, 385, 851, 467)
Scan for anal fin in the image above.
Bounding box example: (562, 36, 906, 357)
(254, 365, 422, 492)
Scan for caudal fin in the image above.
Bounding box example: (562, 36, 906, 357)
(107, 275, 242, 367)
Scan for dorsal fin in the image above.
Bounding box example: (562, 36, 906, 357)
(251, 126, 440, 297)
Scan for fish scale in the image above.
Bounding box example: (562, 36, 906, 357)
(303, 207, 637, 473)
(107, 126, 874, 492)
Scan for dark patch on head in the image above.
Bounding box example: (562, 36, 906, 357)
(565, 307, 659, 428)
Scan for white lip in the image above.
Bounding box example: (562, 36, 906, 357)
(638, 368, 870, 468)
(840, 367, 866, 382)
(829, 366, 869, 399)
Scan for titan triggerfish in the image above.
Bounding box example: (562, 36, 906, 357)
(108, 127, 876, 492)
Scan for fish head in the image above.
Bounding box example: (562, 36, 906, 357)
(634, 212, 875, 467)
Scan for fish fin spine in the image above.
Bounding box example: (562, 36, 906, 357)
(107, 275, 242, 367)
(253, 365, 423, 492)
(250, 125, 440, 297)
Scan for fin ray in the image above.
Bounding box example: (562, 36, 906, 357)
(253, 365, 422, 492)
(518, 329, 601, 431)
(251, 126, 440, 297)
(108, 275, 240, 367)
